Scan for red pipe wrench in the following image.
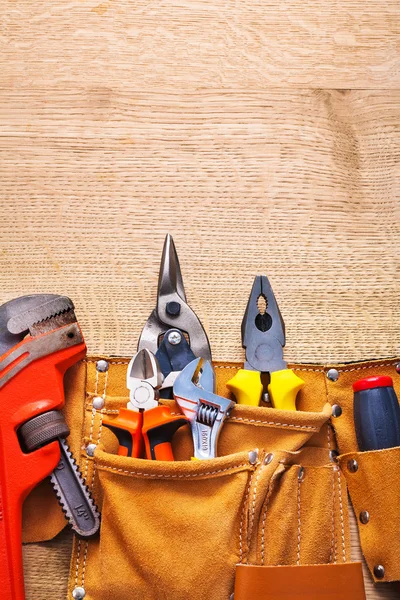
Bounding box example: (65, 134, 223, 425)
(0, 295, 88, 599)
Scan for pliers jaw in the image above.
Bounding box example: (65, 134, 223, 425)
(105, 348, 189, 460)
(242, 275, 287, 374)
(127, 348, 162, 412)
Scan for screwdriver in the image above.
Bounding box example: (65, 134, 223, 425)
(353, 376, 400, 451)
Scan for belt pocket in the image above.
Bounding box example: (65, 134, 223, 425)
(75, 448, 258, 600)
(249, 449, 351, 568)
(339, 446, 400, 582)
(146, 399, 333, 460)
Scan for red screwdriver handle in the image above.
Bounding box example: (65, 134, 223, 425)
(0, 327, 86, 600)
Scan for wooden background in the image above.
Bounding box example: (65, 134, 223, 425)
(0, 0, 399, 598)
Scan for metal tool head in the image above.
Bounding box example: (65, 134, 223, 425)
(242, 275, 287, 374)
(138, 234, 212, 363)
(127, 348, 163, 412)
(156, 329, 196, 392)
(173, 358, 233, 459)
(0, 294, 76, 357)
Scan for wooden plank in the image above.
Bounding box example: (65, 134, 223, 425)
(0, 1, 399, 89)
(0, 89, 398, 364)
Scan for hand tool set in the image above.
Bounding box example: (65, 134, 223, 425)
(3, 234, 400, 599)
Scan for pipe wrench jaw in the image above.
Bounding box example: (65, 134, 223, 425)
(173, 358, 234, 459)
(0, 295, 98, 599)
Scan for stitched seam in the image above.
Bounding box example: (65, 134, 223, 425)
(86, 408, 319, 430)
(97, 462, 250, 479)
(230, 417, 318, 431)
(83, 359, 399, 372)
(239, 469, 256, 564)
(261, 474, 278, 566)
(74, 539, 81, 586)
(74, 368, 99, 588)
(84, 359, 128, 365)
(337, 469, 346, 563)
(297, 470, 302, 566)
(81, 370, 108, 588)
(339, 362, 398, 372)
(247, 462, 264, 551)
(86, 406, 119, 414)
(327, 424, 331, 451)
(84, 373, 98, 479)
(330, 467, 337, 564)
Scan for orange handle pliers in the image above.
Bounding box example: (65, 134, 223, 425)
(103, 349, 188, 461)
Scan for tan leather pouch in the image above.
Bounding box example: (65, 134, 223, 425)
(21, 357, 400, 597)
(339, 446, 400, 582)
(233, 563, 366, 599)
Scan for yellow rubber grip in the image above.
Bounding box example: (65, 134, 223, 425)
(226, 369, 263, 406)
(268, 369, 304, 411)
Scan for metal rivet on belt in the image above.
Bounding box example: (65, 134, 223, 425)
(347, 458, 359, 473)
(373, 565, 385, 579)
(331, 404, 342, 418)
(298, 466, 305, 481)
(329, 450, 339, 463)
(327, 368, 339, 382)
(96, 359, 109, 372)
(92, 396, 105, 410)
(86, 443, 97, 457)
(248, 449, 258, 464)
(396, 363, 400, 374)
(72, 588, 86, 599)
(264, 452, 274, 465)
(359, 510, 370, 524)
(168, 330, 182, 345)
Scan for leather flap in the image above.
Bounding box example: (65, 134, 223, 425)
(234, 563, 366, 599)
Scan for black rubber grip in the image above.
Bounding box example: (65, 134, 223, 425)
(354, 383, 400, 451)
(146, 417, 188, 460)
(103, 423, 134, 456)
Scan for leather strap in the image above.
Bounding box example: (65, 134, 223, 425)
(234, 563, 366, 599)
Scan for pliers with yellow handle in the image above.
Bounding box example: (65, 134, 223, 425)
(227, 275, 304, 411)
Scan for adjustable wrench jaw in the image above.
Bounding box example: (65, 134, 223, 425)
(0, 295, 87, 600)
(173, 358, 234, 459)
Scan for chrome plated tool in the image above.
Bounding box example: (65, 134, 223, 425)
(173, 358, 233, 459)
(138, 234, 211, 397)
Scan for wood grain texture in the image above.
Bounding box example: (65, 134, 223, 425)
(0, 89, 399, 365)
(0, 1, 399, 89)
(2, 0, 399, 597)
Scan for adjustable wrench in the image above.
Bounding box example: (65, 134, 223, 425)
(173, 358, 234, 459)
(0, 294, 99, 600)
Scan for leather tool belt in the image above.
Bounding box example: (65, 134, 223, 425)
(23, 357, 400, 599)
